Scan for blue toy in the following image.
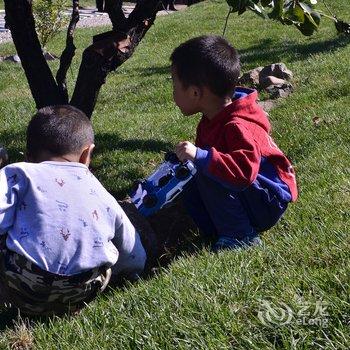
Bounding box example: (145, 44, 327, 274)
(130, 152, 197, 216)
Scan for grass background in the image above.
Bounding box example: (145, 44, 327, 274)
(0, 0, 350, 348)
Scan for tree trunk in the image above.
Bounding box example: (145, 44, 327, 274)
(4, 0, 65, 109)
(5, 0, 160, 117)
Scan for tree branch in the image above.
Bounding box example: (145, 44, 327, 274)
(127, 0, 160, 29)
(70, 0, 160, 118)
(105, 0, 126, 32)
(56, 0, 80, 103)
(4, 0, 63, 109)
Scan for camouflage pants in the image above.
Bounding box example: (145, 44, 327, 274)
(0, 240, 111, 316)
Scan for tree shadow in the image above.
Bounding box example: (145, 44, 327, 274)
(118, 36, 350, 79)
(94, 132, 173, 154)
(239, 35, 350, 67)
(0, 129, 26, 164)
(119, 65, 170, 78)
(0, 129, 174, 166)
(0, 307, 19, 331)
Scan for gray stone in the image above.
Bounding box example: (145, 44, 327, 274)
(265, 83, 294, 99)
(238, 66, 263, 87)
(4, 54, 21, 63)
(259, 75, 286, 89)
(259, 63, 293, 81)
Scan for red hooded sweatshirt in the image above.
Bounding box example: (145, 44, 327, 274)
(194, 87, 298, 202)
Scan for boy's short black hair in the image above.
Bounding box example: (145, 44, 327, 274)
(170, 35, 240, 97)
(27, 105, 94, 159)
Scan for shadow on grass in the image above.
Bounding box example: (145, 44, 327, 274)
(95, 132, 173, 154)
(119, 36, 350, 77)
(0, 129, 173, 167)
(119, 65, 170, 78)
(92, 132, 174, 198)
(0, 130, 26, 165)
(0, 307, 19, 331)
(240, 35, 350, 67)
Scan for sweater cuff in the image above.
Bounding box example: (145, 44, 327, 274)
(194, 147, 209, 171)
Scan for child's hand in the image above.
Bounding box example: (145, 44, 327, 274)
(175, 141, 197, 162)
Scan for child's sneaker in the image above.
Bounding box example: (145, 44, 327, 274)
(212, 235, 262, 253)
(0, 145, 8, 169)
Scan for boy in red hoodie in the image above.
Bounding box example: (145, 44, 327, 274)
(171, 35, 298, 251)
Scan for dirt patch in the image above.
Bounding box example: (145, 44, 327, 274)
(119, 198, 198, 270)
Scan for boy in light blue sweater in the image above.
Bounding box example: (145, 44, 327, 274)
(0, 105, 146, 315)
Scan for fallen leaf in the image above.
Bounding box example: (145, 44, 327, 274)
(312, 116, 321, 127)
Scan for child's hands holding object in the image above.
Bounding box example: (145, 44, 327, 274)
(175, 141, 197, 162)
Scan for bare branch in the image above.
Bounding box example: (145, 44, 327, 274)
(127, 0, 161, 30)
(56, 0, 80, 102)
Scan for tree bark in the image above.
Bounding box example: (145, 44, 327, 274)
(70, 0, 160, 118)
(56, 0, 80, 103)
(4, 0, 64, 108)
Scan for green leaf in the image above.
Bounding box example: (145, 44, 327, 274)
(295, 10, 321, 36)
(299, 2, 313, 14)
(335, 19, 350, 35)
(238, 0, 250, 15)
(226, 0, 249, 14)
(285, 4, 305, 24)
(305, 10, 321, 28)
(247, 1, 267, 19)
(268, 0, 284, 20)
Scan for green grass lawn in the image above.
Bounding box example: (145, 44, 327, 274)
(0, 0, 350, 348)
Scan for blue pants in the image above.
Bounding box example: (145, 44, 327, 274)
(183, 173, 288, 240)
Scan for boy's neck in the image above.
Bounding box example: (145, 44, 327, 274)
(30, 152, 81, 164)
(45, 155, 80, 163)
(201, 93, 232, 120)
(28, 144, 93, 166)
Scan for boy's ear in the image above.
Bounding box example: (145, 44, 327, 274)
(79, 144, 95, 166)
(190, 85, 203, 99)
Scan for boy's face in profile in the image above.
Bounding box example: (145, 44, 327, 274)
(171, 66, 200, 116)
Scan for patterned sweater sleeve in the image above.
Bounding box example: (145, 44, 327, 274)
(0, 166, 27, 234)
(194, 122, 261, 190)
(111, 205, 146, 279)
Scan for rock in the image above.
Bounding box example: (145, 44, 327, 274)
(0, 145, 8, 169)
(238, 66, 263, 87)
(43, 51, 58, 61)
(266, 83, 294, 99)
(259, 63, 293, 81)
(3, 54, 21, 63)
(259, 75, 286, 89)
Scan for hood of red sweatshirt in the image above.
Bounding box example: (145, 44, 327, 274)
(203, 87, 271, 133)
